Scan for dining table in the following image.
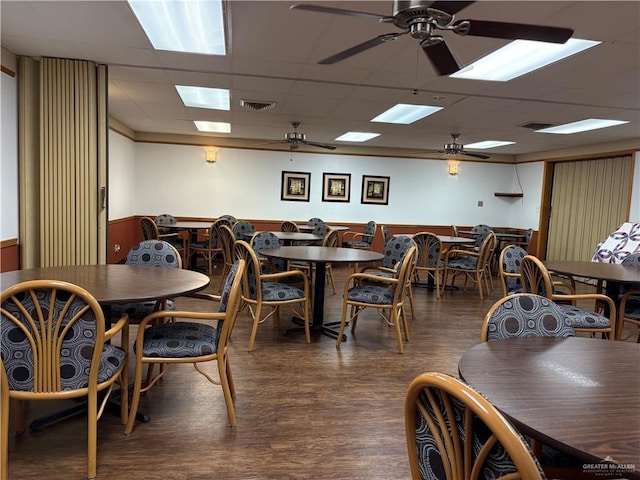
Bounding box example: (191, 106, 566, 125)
(158, 221, 213, 269)
(297, 224, 349, 232)
(1, 264, 211, 429)
(256, 231, 323, 245)
(260, 246, 383, 339)
(458, 336, 640, 478)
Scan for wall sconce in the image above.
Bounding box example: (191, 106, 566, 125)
(448, 162, 459, 176)
(205, 150, 217, 163)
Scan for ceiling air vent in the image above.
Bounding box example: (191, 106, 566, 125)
(241, 99, 276, 111)
(520, 122, 557, 130)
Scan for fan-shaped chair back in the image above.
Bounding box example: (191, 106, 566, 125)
(307, 217, 324, 228)
(405, 372, 546, 480)
(140, 216, 160, 240)
(499, 245, 528, 297)
(218, 214, 237, 225)
(281, 221, 299, 232)
(232, 221, 256, 240)
(323, 229, 338, 248)
(481, 294, 575, 342)
(313, 223, 330, 237)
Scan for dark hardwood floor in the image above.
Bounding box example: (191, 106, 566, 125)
(4, 263, 614, 479)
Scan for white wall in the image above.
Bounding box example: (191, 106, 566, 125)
(130, 143, 531, 226)
(108, 131, 137, 219)
(629, 151, 640, 221)
(1, 70, 18, 240)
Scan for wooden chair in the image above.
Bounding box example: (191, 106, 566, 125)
(336, 245, 417, 353)
(290, 229, 338, 294)
(190, 220, 224, 276)
(280, 220, 299, 232)
(520, 255, 616, 340)
(232, 221, 256, 241)
(618, 288, 640, 341)
(442, 232, 497, 299)
(412, 232, 444, 299)
(233, 240, 310, 352)
(343, 220, 377, 250)
(140, 216, 188, 267)
(1, 280, 128, 480)
(380, 225, 391, 245)
(125, 259, 246, 434)
(218, 224, 236, 292)
(498, 244, 528, 297)
(405, 372, 546, 480)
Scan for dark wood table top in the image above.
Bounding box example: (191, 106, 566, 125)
(267, 231, 323, 242)
(158, 221, 212, 230)
(261, 246, 383, 264)
(437, 235, 476, 244)
(544, 259, 640, 283)
(297, 225, 349, 232)
(458, 337, 640, 476)
(1, 265, 211, 304)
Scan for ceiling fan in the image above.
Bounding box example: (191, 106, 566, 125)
(290, 1, 574, 75)
(281, 122, 337, 150)
(440, 133, 490, 159)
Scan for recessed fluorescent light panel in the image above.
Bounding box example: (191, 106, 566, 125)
(536, 118, 629, 134)
(176, 86, 230, 110)
(128, 0, 226, 55)
(335, 132, 380, 142)
(451, 38, 600, 81)
(194, 121, 231, 133)
(371, 104, 443, 124)
(464, 140, 516, 149)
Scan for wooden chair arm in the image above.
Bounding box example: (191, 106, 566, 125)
(105, 314, 128, 342)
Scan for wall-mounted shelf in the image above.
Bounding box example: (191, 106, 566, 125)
(494, 192, 524, 198)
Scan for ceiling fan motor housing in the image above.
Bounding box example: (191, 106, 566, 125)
(392, 0, 453, 29)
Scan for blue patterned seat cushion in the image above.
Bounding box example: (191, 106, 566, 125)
(110, 300, 175, 319)
(344, 240, 370, 248)
(261, 281, 305, 302)
(557, 304, 610, 329)
(347, 285, 395, 305)
(141, 322, 220, 358)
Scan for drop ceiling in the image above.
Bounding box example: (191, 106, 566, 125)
(1, 1, 639, 160)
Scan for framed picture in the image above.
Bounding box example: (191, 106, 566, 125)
(322, 173, 351, 202)
(281, 171, 311, 202)
(361, 175, 390, 205)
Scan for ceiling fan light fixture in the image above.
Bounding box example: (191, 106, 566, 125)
(371, 103, 443, 124)
(450, 38, 600, 81)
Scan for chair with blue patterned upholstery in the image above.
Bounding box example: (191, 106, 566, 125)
(154, 213, 177, 234)
(498, 245, 529, 297)
(615, 252, 640, 341)
(412, 232, 444, 299)
(111, 240, 182, 321)
(125, 259, 246, 434)
(336, 245, 417, 353)
(251, 231, 287, 274)
(233, 240, 310, 352)
(405, 372, 546, 480)
(442, 232, 497, 299)
(140, 216, 188, 267)
(307, 217, 324, 228)
(1, 280, 128, 479)
(232, 221, 256, 241)
(218, 214, 237, 225)
(190, 219, 224, 276)
(520, 255, 616, 340)
(343, 220, 377, 251)
(380, 225, 391, 245)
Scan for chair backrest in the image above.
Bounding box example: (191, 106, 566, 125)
(154, 214, 177, 226)
(307, 217, 324, 228)
(233, 240, 262, 301)
(251, 231, 286, 272)
(479, 232, 498, 267)
(412, 232, 442, 270)
(451, 225, 459, 237)
(140, 216, 160, 240)
(522, 228, 533, 248)
(232, 221, 255, 240)
(499, 245, 528, 297)
(381, 236, 416, 271)
(362, 220, 377, 246)
(381, 225, 391, 245)
(218, 214, 237, 225)
(125, 240, 182, 268)
(215, 259, 246, 345)
(1, 280, 110, 393)
(622, 252, 640, 267)
(481, 293, 576, 342)
(313, 223, 330, 237)
(323, 229, 338, 248)
(218, 225, 236, 268)
(281, 221, 299, 232)
(472, 224, 493, 247)
(392, 245, 418, 302)
(520, 255, 554, 297)
(405, 372, 546, 480)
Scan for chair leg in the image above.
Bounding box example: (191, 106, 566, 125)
(327, 265, 336, 294)
(392, 307, 405, 354)
(247, 305, 262, 352)
(87, 391, 98, 480)
(336, 301, 350, 349)
(217, 355, 237, 427)
(1, 372, 9, 480)
(303, 298, 311, 345)
(125, 357, 146, 435)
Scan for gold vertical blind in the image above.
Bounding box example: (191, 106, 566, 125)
(546, 155, 633, 262)
(39, 58, 99, 266)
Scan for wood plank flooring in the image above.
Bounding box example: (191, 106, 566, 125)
(4, 263, 610, 479)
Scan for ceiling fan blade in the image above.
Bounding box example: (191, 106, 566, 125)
(460, 20, 573, 43)
(290, 4, 387, 21)
(302, 140, 337, 151)
(430, 1, 475, 15)
(319, 33, 402, 64)
(423, 41, 460, 76)
(461, 150, 491, 159)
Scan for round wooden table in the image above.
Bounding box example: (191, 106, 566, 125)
(267, 231, 323, 244)
(261, 246, 383, 339)
(297, 224, 349, 232)
(159, 221, 214, 269)
(458, 337, 640, 478)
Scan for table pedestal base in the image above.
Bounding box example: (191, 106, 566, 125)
(284, 316, 347, 341)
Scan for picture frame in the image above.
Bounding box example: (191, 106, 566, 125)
(281, 171, 311, 202)
(361, 175, 390, 205)
(322, 172, 351, 202)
